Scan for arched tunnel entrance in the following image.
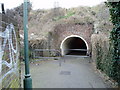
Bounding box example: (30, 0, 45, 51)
(60, 35, 88, 56)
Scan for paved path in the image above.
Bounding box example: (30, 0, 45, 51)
(21, 56, 110, 88)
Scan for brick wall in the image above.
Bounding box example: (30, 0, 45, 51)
(49, 23, 93, 52)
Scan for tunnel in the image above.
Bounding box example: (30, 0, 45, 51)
(60, 35, 88, 56)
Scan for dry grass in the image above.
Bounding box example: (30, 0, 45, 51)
(20, 3, 113, 50)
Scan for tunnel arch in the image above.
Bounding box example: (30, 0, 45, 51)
(60, 35, 89, 56)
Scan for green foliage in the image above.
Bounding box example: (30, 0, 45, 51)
(95, 43, 102, 70)
(106, 1, 120, 85)
(53, 11, 75, 21)
(95, 1, 120, 86)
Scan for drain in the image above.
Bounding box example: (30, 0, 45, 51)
(60, 71, 71, 75)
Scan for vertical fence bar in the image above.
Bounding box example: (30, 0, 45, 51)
(1, 4, 5, 14)
(23, 0, 32, 89)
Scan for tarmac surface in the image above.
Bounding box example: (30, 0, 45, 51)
(21, 56, 110, 88)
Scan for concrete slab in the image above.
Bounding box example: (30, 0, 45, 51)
(21, 56, 110, 88)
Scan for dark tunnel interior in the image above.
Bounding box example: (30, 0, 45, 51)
(63, 37, 87, 55)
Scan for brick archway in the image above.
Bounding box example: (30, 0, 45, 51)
(60, 35, 89, 56)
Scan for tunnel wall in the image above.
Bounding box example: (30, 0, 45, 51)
(49, 23, 93, 55)
(61, 37, 74, 55)
(60, 35, 88, 55)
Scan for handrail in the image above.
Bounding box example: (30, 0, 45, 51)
(32, 49, 88, 59)
(32, 49, 62, 59)
(32, 49, 90, 66)
(63, 49, 87, 51)
(32, 49, 63, 66)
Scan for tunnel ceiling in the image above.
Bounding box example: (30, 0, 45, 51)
(68, 37, 87, 49)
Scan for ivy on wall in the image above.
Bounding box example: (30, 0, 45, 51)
(106, 1, 120, 86)
(95, 1, 120, 87)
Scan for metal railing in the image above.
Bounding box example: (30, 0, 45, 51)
(32, 49, 63, 66)
(63, 49, 87, 51)
(33, 49, 62, 59)
(32, 49, 89, 59)
(32, 48, 90, 65)
(0, 13, 20, 88)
